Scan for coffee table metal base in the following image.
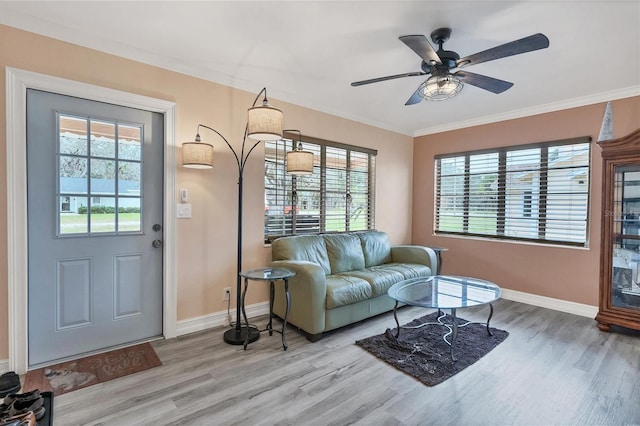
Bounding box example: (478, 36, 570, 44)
(392, 302, 495, 361)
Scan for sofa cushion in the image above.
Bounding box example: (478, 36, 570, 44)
(324, 234, 365, 274)
(358, 231, 392, 267)
(346, 267, 405, 297)
(271, 235, 332, 275)
(377, 263, 432, 279)
(325, 274, 372, 309)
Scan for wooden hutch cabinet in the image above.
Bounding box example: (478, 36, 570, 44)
(596, 129, 640, 331)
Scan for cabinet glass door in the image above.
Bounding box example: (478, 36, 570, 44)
(612, 165, 640, 310)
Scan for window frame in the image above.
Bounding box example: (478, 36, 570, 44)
(434, 136, 592, 247)
(264, 132, 377, 243)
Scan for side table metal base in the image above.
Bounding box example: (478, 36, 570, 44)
(224, 325, 260, 345)
(238, 268, 295, 351)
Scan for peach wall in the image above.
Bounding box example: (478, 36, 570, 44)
(0, 25, 414, 359)
(413, 96, 640, 306)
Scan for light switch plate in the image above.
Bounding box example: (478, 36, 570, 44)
(177, 203, 192, 218)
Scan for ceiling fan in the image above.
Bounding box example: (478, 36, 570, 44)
(351, 28, 549, 105)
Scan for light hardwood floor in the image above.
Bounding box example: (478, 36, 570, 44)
(53, 299, 640, 425)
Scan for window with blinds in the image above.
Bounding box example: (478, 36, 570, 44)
(435, 137, 591, 246)
(264, 134, 376, 242)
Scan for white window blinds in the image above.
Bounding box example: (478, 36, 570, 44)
(264, 135, 376, 242)
(435, 137, 591, 246)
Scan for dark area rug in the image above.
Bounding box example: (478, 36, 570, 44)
(356, 312, 508, 386)
(23, 342, 161, 396)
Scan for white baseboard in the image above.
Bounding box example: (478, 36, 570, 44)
(501, 288, 598, 318)
(0, 360, 8, 374)
(176, 301, 270, 336)
(175, 290, 597, 338)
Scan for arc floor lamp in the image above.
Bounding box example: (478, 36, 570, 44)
(182, 88, 313, 345)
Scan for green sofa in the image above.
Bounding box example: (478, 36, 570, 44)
(270, 230, 438, 341)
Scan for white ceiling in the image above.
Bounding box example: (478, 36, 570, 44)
(1, 1, 639, 136)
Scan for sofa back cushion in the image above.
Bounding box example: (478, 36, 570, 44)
(358, 231, 392, 267)
(271, 235, 331, 275)
(323, 234, 365, 274)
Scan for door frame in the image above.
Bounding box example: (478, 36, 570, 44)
(6, 67, 178, 374)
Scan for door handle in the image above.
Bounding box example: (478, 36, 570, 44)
(152, 240, 162, 248)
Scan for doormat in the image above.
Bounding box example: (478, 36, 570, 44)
(22, 342, 161, 396)
(356, 312, 508, 386)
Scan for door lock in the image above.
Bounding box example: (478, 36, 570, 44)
(153, 224, 162, 232)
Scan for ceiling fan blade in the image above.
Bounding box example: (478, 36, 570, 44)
(351, 72, 426, 87)
(456, 33, 549, 68)
(405, 86, 423, 105)
(454, 70, 514, 94)
(399, 35, 442, 65)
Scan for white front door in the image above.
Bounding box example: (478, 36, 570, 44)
(26, 89, 164, 367)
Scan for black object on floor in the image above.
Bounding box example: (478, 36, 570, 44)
(0, 373, 20, 398)
(36, 392, 53, 426)
(356, 311, 509, 386)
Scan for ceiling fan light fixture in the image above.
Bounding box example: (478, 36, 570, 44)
(420, 75, 464, 101)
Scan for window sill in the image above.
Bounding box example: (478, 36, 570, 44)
(432, 232, 591, 250)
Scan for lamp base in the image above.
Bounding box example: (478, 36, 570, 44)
(223, 325, 260, 345)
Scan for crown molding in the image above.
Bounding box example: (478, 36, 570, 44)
(413, 85, 640, 137)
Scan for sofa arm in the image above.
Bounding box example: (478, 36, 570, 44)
(390, 245, 438, 274)
(270, 260, 327, 336)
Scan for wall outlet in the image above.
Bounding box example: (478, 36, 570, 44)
(223, 287, 231, 301)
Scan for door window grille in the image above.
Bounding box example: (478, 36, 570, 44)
(58, 114, 143, 235)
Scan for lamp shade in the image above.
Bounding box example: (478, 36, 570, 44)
(182, 141, 214, 169)
(420, 75, 464, 101)
(286, 150, 314, 175)
(247, 104, 283, 141)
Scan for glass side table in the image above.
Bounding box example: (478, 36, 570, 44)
(239, 267, 295, 351)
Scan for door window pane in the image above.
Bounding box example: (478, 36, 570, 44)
(90, 159, 116, 194)
(118, 161, 141, 195)
(59, 156, 87, 193)
(59, 196, 88, 234)
(59, 116, 88, 155)
(119, 125, 142, 161)
(90, 197, 116, 233)
(119, 198, 141, 232)
(90, 120, 116, 158)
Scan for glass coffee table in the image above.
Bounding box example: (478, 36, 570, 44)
(387, 275, 502, 361)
